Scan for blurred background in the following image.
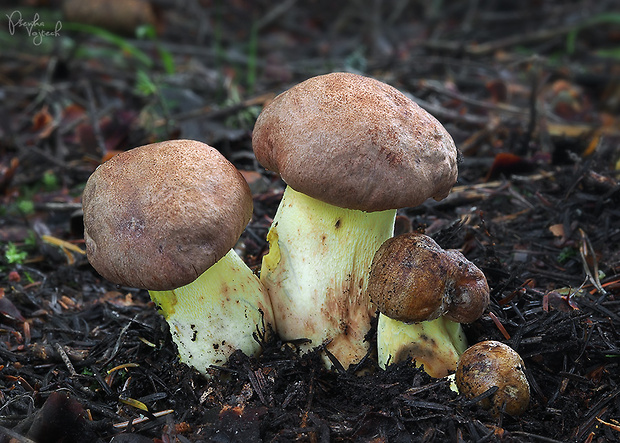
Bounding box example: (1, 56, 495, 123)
(1, 0, 618, 183)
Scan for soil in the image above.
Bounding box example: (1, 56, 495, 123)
(1, 1, 619, 442)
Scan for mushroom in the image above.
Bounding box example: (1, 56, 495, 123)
(252, 72, 458, 368)
(367, 232, 490, 377)
(82, 139, 275, 374)
(455, 340, 530, 416)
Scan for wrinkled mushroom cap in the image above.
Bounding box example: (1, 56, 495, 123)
(368, 232, 489, 323)
(252, 72, 458, 212)
(82, 140, 253, 291)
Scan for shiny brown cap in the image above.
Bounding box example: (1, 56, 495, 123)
(367, 232, 489, 323)
(456, 341, 530, 416)
(252, 72, 458, 212)
(82, 140, 253, 291)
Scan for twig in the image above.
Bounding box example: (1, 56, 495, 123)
(83, 80, 107, 158)
(418, 80, 527, 116)
(152, 92, 273, 127)
(510, 432, 566, 443)
(460, 385, 499, 407)
(247, 367, 271, 407)
(577, 387, 620, 438)
(54, 342, 77, 376)
(0, 426, 37, 443)
(255, 0, 298, 31)
(425, 23, 579, 56)
(102, 316, 137, 365)
(19, 57, 58, 119)
(405, 93, 489, 126)
(112, 409, 175, 429)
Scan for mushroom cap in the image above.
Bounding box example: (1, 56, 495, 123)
(455, 340, 530, 416)
(82, 140, 253, 291)
(443, 249, 491, 323)
(367, 232, 489, 323)
(252, 72, 458, 212)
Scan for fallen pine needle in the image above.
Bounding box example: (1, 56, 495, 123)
(107, 362, 140, 374)
(41, 235, 86, 255)
(41, 234, 86, 265)
(489, 312, 511, 340)
(597, 417, 620, 432)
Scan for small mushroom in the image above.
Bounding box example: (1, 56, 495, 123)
(455, 340, 530, 416)
(82, 140, 275, 374)
(369, 232, 489, 324)
(252, 72, 458, 368)
(367, 232, 490, 377)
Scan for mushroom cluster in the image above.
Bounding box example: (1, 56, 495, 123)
(367, 232, 490, 377)
(252, 72, 458, 368)
(82, 73, 493, 381)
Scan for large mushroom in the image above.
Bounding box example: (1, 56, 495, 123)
(252, 72, 458, 368)
(82, 139, 275, 374)
(367, 232, 490, 378)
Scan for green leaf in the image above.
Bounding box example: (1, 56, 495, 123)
(62, 22, 153, 68)
(17, 200, 35, 215)
(566, 13, 620, 55)
(42, 170, 59, 191)
(24, 231, 37, 248)
(135, 70, 158, 96)
(5, 243, 28, 264)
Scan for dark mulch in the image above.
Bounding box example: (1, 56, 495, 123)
(1, 1, 619, 442)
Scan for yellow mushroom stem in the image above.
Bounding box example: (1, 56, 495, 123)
(377, 313, 468, 378)
(260, 186, 396, 369)
(149, 249, 274, 375)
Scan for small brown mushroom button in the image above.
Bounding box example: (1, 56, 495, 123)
(455, 340, 530, 416)
(368, 231, 490, 324)
(367, 231, 490, 377)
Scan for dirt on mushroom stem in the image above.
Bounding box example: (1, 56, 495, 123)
(252, 73, 460, 370)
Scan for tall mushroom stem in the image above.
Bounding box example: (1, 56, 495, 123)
(260, 186, 396, 368)
(150, 249, 274, 374)
(377, 314, 467, 378)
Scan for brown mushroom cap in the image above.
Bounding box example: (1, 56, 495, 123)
(252, 72, 458, 212)
(455, 340, 530, 416)
(443, 249, 491, 323)
(367, 232, 489, 323)
(82, 140, 253, 291)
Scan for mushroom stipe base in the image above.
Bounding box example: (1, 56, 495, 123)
(377, 312, 467, 378)
(149, 249, 274, 375)
(260, 186, 396, 369)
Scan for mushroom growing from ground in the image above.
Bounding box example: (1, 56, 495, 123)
(82, 139, 275, 374)
(252, 72, 458, 368)
(455, 340, 530, 416)
(367, 232, 490, 377)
